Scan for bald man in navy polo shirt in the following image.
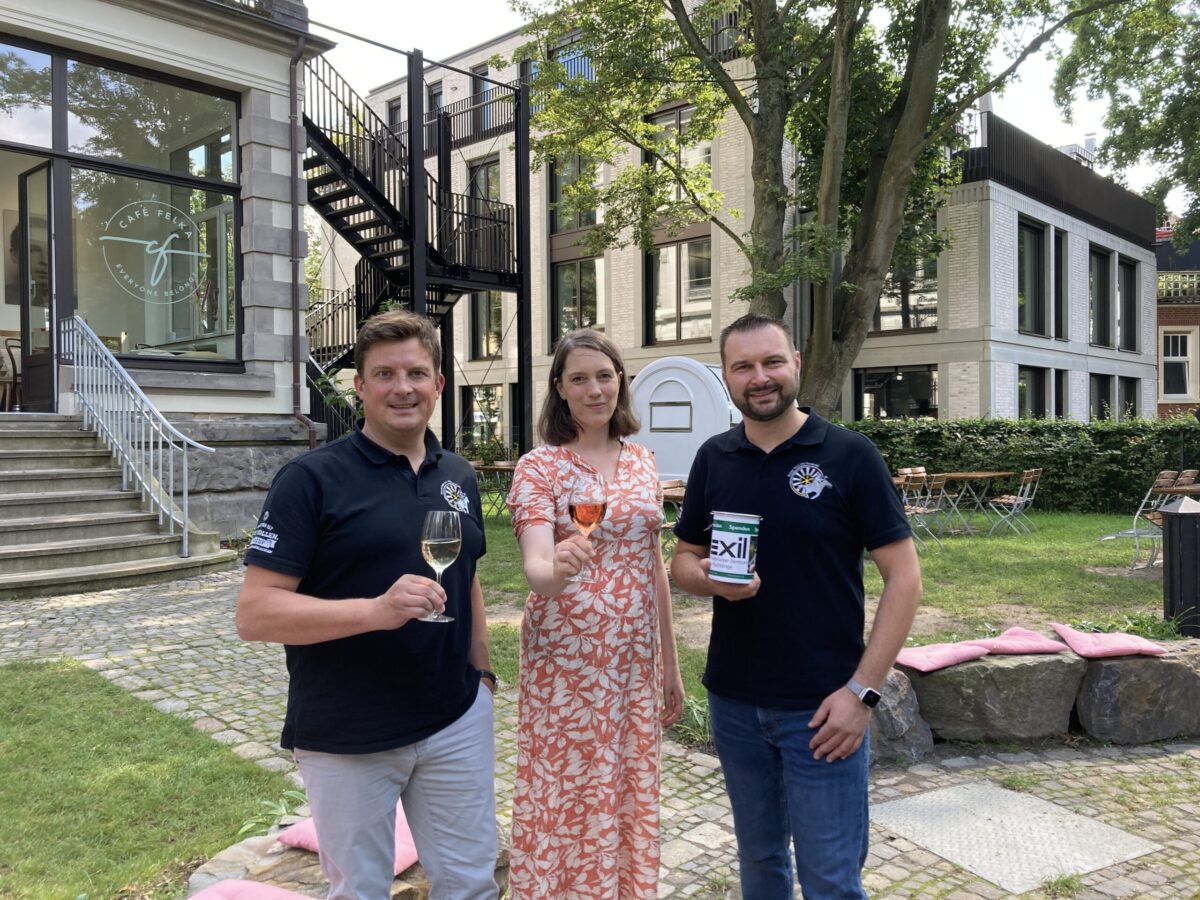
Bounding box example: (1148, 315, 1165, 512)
(238, 311, 498, 900)
(671, 313, 921, 900)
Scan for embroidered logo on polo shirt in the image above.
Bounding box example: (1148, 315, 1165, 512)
(788, 462, 832, 500)
(248, 510, 278, 554)
(441, 480, 470, 514)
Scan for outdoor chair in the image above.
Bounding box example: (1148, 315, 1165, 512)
(986, 468, 1042, 536)
(901, 472, 943, 550)
(660, 478, 686, 560)
(1101, 469, 1187, 569)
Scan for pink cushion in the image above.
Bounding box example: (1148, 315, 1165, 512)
(895, 642, 990, 673)
(1049, 622, 1168, 658)
(962, 627, 1067, 655)
(190, 881, 310, 900)
(278, 799, 419, 875)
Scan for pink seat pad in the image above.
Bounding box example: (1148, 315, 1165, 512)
(278, 798, 419, 875)
(962, 626, 1067, 654)
(895, 642, 990, 673)
(1049, 622, 1167, 658)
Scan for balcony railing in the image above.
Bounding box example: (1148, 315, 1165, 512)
(1159, 271, 1200, 302)
(960, 112, 1155, 249)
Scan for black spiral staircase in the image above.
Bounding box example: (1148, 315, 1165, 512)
(301, 52, 530, 445)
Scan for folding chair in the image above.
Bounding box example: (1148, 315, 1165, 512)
(987, 468, 1041, 536)
(901, 472, 943, 550)
(1101, 470, 1181, 568)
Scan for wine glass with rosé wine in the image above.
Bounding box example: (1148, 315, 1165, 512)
(418, 510, 460, 622)
(567, 473, 607, 583)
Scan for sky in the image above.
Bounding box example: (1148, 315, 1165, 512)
(302, 0, 1178, 211)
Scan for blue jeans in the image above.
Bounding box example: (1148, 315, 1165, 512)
(708, 691, 869, 900)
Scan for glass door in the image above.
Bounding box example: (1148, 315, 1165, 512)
(18, 161, 54, 412)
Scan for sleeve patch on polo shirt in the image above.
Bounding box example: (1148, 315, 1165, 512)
(789, 462, 832, 500)
(248, 510, 279, 554)
(441, 479, 471, 514)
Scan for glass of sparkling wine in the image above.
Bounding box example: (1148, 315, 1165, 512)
(419, 510, 460, 623)
(567, 475, 607, 583)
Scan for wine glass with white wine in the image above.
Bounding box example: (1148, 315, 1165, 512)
(567, 474, 607, 583)
(419, 510, 460, 623)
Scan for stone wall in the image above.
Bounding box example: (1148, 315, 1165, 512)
(174, 414, 321, 539)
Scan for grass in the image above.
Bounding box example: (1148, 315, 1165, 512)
(1040, 873, 1084, 898)
(862, 512, 1163, 641)
(0, 661, 294, 900)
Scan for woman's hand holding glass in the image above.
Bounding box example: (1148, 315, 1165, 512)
(551, 533, 595, 584)
(567, 475, 607, 583)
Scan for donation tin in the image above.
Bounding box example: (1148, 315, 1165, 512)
(708, 511, 762, 584)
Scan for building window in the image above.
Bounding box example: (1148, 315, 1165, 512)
(427, 82, 443, 116)
(647, 238, 712, 344)
(0, 41, 52, 146)
(1017, 365, 1047, 418)
(648, 106, 711, 199)
(1117, 377, 1139, 419)
(1017, 220, 1046, 335)
(388, 99, 403, 131)
(460, 384, 503, 447)
(470, 291, 502, 360)
(551, 40, 594, 82)
(873, 257, 937, 332)
(552, 258, 604, 338)
(854, 365, 939, 420)
(1117, 258, 1138, 351)
(1053, 231, 1067, 339)
(468, 158, 501, 203)
(1162, 331, 1195, 400)
(1054, 368, 1069, 418)
(550, 155, 598, 233)
(471, 65, 491, 134)
(1089, 247, 1112, 347)
(1089, 373, 1113, 420)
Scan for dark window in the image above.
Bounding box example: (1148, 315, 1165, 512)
(854, 365, 939, 420)
(1017, 366, 1047, 418)
(1053, 231, 1067, 339)
(1018, 221, 1046, 334)
(1162, 333, 1191, 397)
(1117, 377, 1139, 420)
(1089, 247, 1112, 347)
(471, 65, 491, 134)
(1054, 369, 1069, 418)
(552, 258, 603, 338)
(470, 291, 502, 360)
(646, 239, 712, 344)
(460, 384, 503, 447)
(388, 99, 403, 131)
(427, 82, 443, 116)
(873, 257, 937, 332)
(1089, 373, 1113, 420)
(550, 155, 597, 233)
(468, 158, 501, 202)
(1117, 259, 1137, 351)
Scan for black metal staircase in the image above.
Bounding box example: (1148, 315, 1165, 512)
(300, 52, 530, 444)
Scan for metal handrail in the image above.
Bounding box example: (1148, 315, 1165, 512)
(58, 316, 214, 557)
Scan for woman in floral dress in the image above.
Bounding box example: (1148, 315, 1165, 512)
(506, 329, 684, 898)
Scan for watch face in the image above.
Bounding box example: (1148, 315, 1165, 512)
(861, 688, 882, 709)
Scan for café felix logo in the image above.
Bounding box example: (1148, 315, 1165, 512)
(99, 200, 207, 304)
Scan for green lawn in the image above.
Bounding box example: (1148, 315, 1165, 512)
(0, 661, 294, 900)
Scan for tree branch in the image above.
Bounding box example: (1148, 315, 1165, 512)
(663, 0, 757, 132)
(918, 0, 1133, 155)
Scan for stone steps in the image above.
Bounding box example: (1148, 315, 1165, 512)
(0, 413, 237, 600)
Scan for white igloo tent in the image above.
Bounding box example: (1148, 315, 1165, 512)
(630, 356, 742, 480)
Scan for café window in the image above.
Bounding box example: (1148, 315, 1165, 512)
(647, 238, 712, 344)
(71, 168, 237, 359)
(0, 42, 52, 147)
(854, 365, 938, 420)
(873, 257, 937, 332)
(68, 60, 236, 181)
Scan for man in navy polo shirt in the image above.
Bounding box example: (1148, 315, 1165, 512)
(237, 310, 497, 900)
(671, 313, 921, 899)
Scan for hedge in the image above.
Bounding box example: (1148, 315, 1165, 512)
(844, 415, 1200, 513)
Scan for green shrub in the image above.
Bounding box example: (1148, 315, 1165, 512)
(847, 415, 1200, 513)
(461, 438, 518, 465)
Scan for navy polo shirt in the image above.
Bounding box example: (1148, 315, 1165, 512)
(244, 424, 486, 753)
(674, 409, 910, 710)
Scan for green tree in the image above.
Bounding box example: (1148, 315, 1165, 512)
(513, 0, 1129, 414)
(1055, 0, 1199, 244)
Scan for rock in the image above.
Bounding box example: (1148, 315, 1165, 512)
(901, 654, 1086, 742)
(1075, 639, 1200, 744)
(871, 669, 933, 763)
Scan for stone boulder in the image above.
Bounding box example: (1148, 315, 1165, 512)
(1075, 639, 1200, 744)
(900, 654, 1086, 742)
(871, 668, 933, 763)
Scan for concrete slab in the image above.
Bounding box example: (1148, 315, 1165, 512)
(871, 781, 1161, 893)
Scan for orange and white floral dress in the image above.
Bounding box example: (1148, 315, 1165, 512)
(506, 442, 665, 899)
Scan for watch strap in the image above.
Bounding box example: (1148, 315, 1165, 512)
(845, 676, 879, 705)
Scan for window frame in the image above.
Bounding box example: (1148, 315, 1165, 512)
(1117, 257, 1138, 352)
(469, 290, 503, 361)
(1089, 246, 1113, 348)
(1017, 365, 1048, 418)
(1053, 231, 1067, 340)
(550, 256, 604, 341)
(871, 255, 938, 333)
(644, 237, 713, 346)
(549, 153, 598, 235)
(1017, 219, 1047, 336)
(853, 364, 940, 420)
(1160, 327, 1197, 402)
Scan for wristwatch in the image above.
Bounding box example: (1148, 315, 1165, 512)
(846, 677, 882, 709)
(478, 669, 498, 689)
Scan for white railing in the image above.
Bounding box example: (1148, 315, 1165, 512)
(59, 316, 214, 557)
